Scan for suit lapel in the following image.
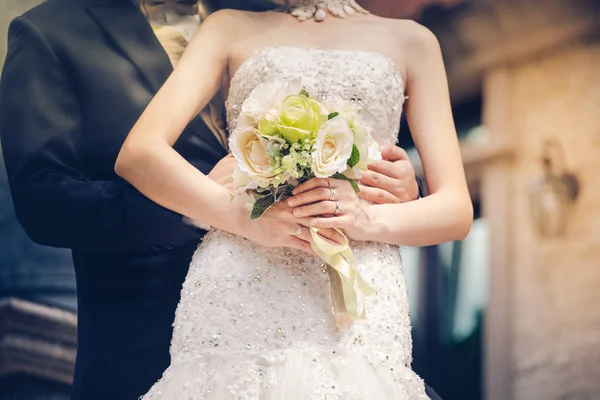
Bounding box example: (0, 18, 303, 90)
(85, 0, 227, 154)
(85, 0, 173, 93)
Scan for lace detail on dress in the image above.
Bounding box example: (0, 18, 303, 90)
(226, 47, 405, 147)
(141, 47, 428, 400)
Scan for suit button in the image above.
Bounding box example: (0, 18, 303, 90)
(164, 244, 174, 250)
(151, 245, 161, 251)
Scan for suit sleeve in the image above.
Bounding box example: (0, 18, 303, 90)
(0, 16, 202, 251)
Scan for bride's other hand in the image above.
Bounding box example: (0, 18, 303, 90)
(288, 177, 371, 241)
(356, 145, 420, 204)
(243, 201, 344, 255)
(207, 154, 236, 190)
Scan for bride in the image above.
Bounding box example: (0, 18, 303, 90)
(115, 0, 472, 398)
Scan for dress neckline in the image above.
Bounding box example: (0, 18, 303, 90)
(228, 46, 405, 91)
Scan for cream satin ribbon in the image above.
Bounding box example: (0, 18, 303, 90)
(310, 227, 376, 324)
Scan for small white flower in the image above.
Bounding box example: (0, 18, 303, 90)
(311, 117, 353, 178)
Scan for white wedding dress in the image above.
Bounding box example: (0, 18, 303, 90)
(142, 47, 429, 400)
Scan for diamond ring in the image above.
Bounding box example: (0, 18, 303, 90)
(334, 201, 342, 215)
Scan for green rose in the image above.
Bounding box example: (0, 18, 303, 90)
(277, 95, 327, 145)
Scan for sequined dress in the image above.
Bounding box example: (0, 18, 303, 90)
(141, 47, 429, 400)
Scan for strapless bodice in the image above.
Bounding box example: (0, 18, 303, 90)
(225, 46, 405, 146)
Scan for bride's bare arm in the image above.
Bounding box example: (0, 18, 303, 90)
(302, 24, 473, 246)
(115, 10, 317, 252)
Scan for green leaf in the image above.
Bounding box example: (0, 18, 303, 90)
(327, 112, 339, 120)
(347, 144, 360, 168)
(250, 195, 276, 220)
(299, 89, 310, 97)
(332, 173, 360, 193)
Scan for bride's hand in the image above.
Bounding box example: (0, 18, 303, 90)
(242, 200, 345, 255)
(287, 177, 373, 241)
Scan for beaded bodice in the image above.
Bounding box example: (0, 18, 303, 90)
(225, 46, 405, 145)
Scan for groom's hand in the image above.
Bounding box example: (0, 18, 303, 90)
(356, 145, 420, 204)
(208, 154, 236, 190)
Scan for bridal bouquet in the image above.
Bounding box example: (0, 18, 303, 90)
(229, 77, 380, 323)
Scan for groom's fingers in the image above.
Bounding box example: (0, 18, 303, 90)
(381, 144, 409, 162)
(367, 159, 402, 179)
(356, 185, 399, 204)
(357, 170, 397, 192)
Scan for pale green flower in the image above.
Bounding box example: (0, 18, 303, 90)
(277, 95, 328, 145)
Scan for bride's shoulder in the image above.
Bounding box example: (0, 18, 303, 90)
(196, 9, 268, 49)
(202, 9, 276, 37)
(385, 19, 440, 48)
(204, 8, 278, 23)
(202, 8, 256, 25)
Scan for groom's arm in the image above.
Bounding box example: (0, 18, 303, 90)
(0, 16, 201, 252)
(356, 145, 425, 204)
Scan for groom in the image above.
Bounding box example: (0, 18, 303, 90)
(0, 0, 436, 399)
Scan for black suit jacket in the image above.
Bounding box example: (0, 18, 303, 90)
(0, 0, 226, 398)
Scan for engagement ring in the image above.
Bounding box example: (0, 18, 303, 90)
(335, 201, 342, 215)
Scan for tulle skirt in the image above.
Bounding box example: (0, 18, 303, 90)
(142, 348, 429, 399)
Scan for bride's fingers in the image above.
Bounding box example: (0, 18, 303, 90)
(293, 227, 313, 243)
(292, 177, 330, 195)
(315, 227, 345, 245)
(287, 187, 330, 207)
(292, 200, 337, 218)
(310, 215, 351, 229)
(288, 236, 317, 256)
(291, 221, 344, 247)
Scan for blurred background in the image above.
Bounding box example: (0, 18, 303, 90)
(1, 0, 599, 399)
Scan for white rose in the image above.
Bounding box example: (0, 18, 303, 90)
(229, 125, 276, 188)
(311, 117, 353, 178)
(239, 77, 302, 126)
